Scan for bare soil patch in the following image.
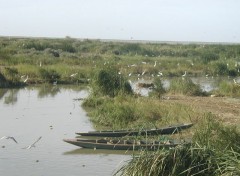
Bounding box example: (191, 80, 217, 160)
(166, 95, 240, 125)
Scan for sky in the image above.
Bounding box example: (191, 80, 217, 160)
(0, 0, 240, 43)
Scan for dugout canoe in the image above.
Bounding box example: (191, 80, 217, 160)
(75, 123, 193, 137)
(63, 138, 186, 151)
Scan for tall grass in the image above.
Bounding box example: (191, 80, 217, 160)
(115, 114, 240, 176)
(213, 80, 240, 97)
(168, 77, 206, 96)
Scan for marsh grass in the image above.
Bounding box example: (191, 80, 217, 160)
(115, 114, 240, 176)
(83, 94, 197, 129)
(168, 77, 206, 96)
(213, 80, 240, 97)
(1, 37, 240, 88)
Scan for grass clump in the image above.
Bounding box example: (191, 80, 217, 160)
(38, 68, 60, 83)
(115, 114, 240, 176)
(168, 77, 205, 96)
(213, 80, 240, 97)
(91, 67, 133, 97)
(149, 77, 166, 99)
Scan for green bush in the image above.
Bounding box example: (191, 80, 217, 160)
(39, 68, 60, 83)
(92, 67, 133, 97)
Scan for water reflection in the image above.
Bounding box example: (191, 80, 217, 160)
(0, 89, 8, 100)
(3, 89, 19, 105)
(63, 148, 134, 155)
(37, 85, 61, 98)
(131, 76, 238, 96)
(0, 85, 88, 105)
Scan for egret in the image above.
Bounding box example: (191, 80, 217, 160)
(158, 72, 163, 76)
(182, 71, 187, 77)
(70, 73, 77, 77)
(23, 75, 29, 83)
(22, 136, 42, 149)
(233, 79, 237, 84)
(0, 136, 18, 143)
(154, 61, 157, 67)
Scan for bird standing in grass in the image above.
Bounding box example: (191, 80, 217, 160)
(182, 71, 187, 77)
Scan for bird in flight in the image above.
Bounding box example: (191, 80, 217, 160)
(0, 136, 18, 144)
(22, 136, 42, 149)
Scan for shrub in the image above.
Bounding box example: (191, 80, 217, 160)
(39, 68, 60, 83)
(92, 67, 133, 97)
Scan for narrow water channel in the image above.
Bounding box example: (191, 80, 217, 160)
(0, 85, 130, 176)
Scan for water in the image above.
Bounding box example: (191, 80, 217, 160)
(130, 76, 238, 96)
(0, 85, 130, 176)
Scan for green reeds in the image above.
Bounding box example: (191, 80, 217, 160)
(168, 77, 205, 96)
(114, 114, 240, 176)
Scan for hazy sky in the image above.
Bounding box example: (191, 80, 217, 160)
(0, 0, 240, 43)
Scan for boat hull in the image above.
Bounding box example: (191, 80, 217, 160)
(75, 123, 193, 137)
(63, 139, 182, 151)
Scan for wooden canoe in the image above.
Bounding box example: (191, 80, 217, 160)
(75, 123, 193, 137)
(63, 138, 186, 151)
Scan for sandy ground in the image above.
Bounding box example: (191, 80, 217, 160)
(165, 95, 240, 125)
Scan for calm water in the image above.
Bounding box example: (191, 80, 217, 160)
(0, 85, 130, 176)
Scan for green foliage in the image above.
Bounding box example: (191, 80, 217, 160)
(116, 114, 240, 176)
(93, 67, 133, 97)
(193, 113, 240, 152)
(169, 77, 204, 96)
(212, 62, 229, 75)
(213, 80, 240, 97)
(149, 77, 166, 98)
(4, 67, 19, 82)
(38, 68, 60, 83)
(83, 96, 138, 128)
(201, 52, 219, 64)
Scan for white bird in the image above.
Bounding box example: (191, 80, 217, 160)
(142, 70, 146, 76)
(23, 75, 29, 83)
(0, 136, 18, 143)
(70, 73, 77, 77)
(182, 71, 187, 77)
(128, 73, 132, 77)
(21, 75, 26, 79)
(23, 136, 42, 149)
(154, 61, 157, 67)
(233, 79, 237, 84)
(158, 71, 163, 76)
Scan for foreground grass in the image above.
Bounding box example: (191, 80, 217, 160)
(115, 115, 240, 176)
